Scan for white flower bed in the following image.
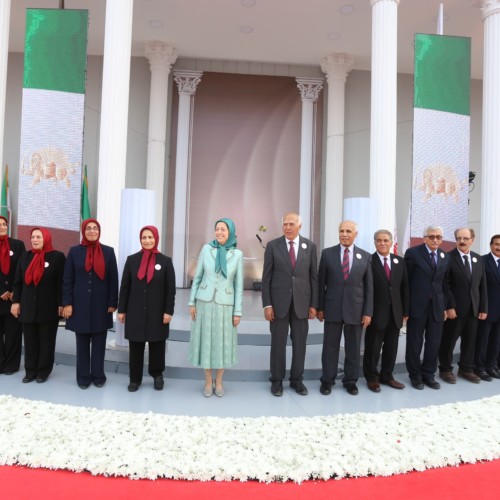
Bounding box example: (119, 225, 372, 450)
(1, 394, 499, 482)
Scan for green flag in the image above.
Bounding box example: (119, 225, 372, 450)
(81, 165, 91, 220)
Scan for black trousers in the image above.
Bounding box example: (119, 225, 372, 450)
(0, 313, 23, 373)
(438, 309, 478, 373)
(321, 321, 362, 386)
(363, 312, 400, 383)
(75, 331, 107, 386)
(128, 340, 166, 384)
(405, 301, 444, 381)
(269, 305, 308, 383)
(23, 320, 58, 379)
(475, 318, 500, 372)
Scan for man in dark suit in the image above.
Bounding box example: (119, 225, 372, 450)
(262, 212, 318, 396)
(405, 225, 450, 390)
(438, 228, 487, 384)
(318, 220, 373, 396)
(363, 230, 408, 392)
(474, 234, 500, 381)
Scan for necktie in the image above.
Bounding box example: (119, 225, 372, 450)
(289, 241, 296, 269)
(430, 252, 437, 270)
(383, 257, 391, 281)
(343, 247, 349, 280)
(463, 255, 471, 282)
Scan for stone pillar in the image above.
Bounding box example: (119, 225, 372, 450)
(96, 0, 134, 253)
(479, 0, 500, 252)
(295, 78, 323, 239)
(320, 53, 355, 248)
(369, 0, 399, 235)
(172, 70, 203, 287)
(145, 41, 177, 248)
(0, 0, 11, 178)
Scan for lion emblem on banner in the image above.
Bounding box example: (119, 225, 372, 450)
(414, 163, 467, 203)
(20, 146, 78, 188)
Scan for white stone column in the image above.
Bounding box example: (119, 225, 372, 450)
(480, 0, 500, 252)
(0, 0, 11, 177)
(172, 70, 203, 287)
(145, 41, 177, 248)
(96, 0, 134, 253)
(320, 53, 355, 248)
(369, 0, 399, 235)
(295, 78, 323, 239)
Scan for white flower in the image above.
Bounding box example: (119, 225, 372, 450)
(301, 243, 307, 249)
(393, 258, 399, 264)
(472, 257, 478, 263)
(356, 253, 362, 259)
(440, 252, 445, 258)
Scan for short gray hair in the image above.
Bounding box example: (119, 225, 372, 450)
(282, 212, 302, 225)
(423, 225, 443, 237)
(454, 227, 475, 239)
(374, 229, 393, 241)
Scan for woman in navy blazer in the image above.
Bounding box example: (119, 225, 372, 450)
(11, 227, 65, 383)
(189, 218, 243, 397)
(62, 219, 118, 389)
(0, 216, 26, 375)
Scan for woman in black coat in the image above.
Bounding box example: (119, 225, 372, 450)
(118, 226, 175, 392)
(62, 218, 118, 389)
(11, 227, 65, 383)
(0, 216, 26, 375)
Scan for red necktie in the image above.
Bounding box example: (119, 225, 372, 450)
(289, 241, 296, 269)
(343, 247, 349, 280)
(384, 257, 391, 281)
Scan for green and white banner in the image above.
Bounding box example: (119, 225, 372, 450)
(410, 34, 470, 250)
(17, 9, 88, 252)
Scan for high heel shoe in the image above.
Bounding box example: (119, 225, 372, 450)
(203, 384, 213, 397)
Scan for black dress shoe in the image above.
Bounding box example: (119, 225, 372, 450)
(411, 379, 424, 390)
(423, 378, 440, 390)
(290, 382, 308, 396)
(320, 382, 332, 395)
(36, 377, 47, 384)
(3, 370, 16, 375)
(78, 383, 90, 390)
(128, 382, 140, 392)
(271, 381, 283, 397)
(22, 376, 35, 383)
(486, 369, 500, 379)
(94, 381, 105, 388)
(154, 376, 164, 390)
(345, 383, 358, 395)
(476, 371, 493, 382)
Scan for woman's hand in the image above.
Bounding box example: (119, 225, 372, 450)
(189, 306, 196, 320)
(10, 303, 20, 318)
(233, 315, 241, 327)
(62, 305, 73, 319)
(118, 313, 126, 324)
(163, 313, 172, 324)
(0, 291, 12, 301)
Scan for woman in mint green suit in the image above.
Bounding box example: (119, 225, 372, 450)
(189, 218, 243, 397)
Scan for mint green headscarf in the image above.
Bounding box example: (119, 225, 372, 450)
(209, 218, 237, 278)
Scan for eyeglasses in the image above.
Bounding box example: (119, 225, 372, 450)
(425, 235, 443, 241)
(456, 237, 471, 242)
(85, 226, 99, 232)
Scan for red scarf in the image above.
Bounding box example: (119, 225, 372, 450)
(81, 218, 105, 280)
(0, 216, 10, 275)
(25, 227, 54, 286)
(137, 226, 160, 284)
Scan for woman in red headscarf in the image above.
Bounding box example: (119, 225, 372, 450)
(0, 216, 26, 375)
(11, 227, 65, 383)
(62, 219, 118, 389)
(118, 226, 176, 392)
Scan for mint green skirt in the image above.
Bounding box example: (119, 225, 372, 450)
(188, 300, 238, 369)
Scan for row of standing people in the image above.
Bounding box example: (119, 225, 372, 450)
(262, 213, 500, 398)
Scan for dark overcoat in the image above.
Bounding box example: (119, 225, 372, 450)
(118, 251, 176, 342)
(0, 238, 26, 315)
(62, 244, 119, 333)
(12, 250, 66, 323)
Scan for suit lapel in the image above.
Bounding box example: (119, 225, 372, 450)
(486, 253, 500, 285)
(372, 253, 387, 281)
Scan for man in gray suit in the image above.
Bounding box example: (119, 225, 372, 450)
(318, 220, 373, 396)
(262, 212, 318, 397)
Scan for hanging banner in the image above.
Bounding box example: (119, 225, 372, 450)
(410, 34, 470, 251)
(17, 8, 88, 253)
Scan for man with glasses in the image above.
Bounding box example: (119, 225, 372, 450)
(438, 228, 487, 384)
(405, 226, 450, 389)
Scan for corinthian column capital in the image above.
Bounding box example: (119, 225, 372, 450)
(477, 0, 500, 19)
(321, 53, 355, 83)
(173, 70, 203, 95)
(145, 41, 177, 72)
(296, 78, 323, 101)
